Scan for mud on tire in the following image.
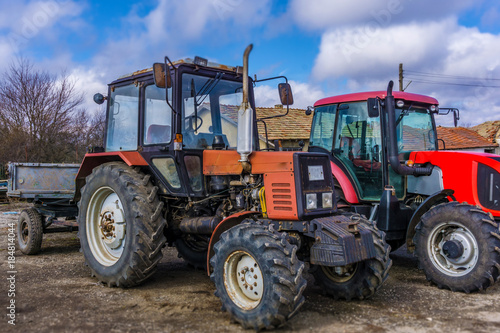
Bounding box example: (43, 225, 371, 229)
(210, 221, 307, 330)
(311, 214, 392, 300)
(415, 201, 500, 292)
(77, 162, 166, 287)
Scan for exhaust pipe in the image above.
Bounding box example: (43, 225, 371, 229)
(237, 44, 254, 173)
(386, 81, 432, 176)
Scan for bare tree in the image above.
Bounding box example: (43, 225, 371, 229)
(0, 58, 85, 164)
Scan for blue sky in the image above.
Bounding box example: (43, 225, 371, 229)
(1, 0, 500, 126)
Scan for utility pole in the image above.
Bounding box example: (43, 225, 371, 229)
(399, 63, 403, 91)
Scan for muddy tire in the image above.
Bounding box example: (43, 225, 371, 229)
(210, 221, 307, 330)
(174, 234, 208, 270)
(78, 162, 166, 287)
(312, 215, 392, 300)
(17, 208, 43, 255)
(415, 201, 500, 292)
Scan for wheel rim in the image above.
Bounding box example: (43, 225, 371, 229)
(427, 222, 479, 276)
(20, 219, 29, 244)
(321, 264, 358, 283)
(86, 186, 126, 266)
(224, 251, 264, 310)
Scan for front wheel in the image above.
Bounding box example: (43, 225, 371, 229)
(78, 162, 167, 287)
(312, 215, 392, 300)
(415, 201, 500, 292)
(210, 221, 307, 330)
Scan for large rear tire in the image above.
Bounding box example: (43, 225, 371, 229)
(17, 208, 43, 255)
(210, 221, 307, 330)
(312, 215, 392, 300)
(415, 201, 500, 292)
(78, 162, 166, 287)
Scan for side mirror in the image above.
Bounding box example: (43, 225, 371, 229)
(278, 83, 294, 106)
(305, 106, 314, 116)
(153, 63, 172, 88)
(93, 93, 106, 105)
(367, 98, 380, 117)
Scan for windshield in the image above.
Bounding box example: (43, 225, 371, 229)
(182, 73, 248, 149)
(395, 107, 436, 153)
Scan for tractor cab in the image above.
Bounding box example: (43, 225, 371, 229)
(95, 58, 262, 198)
(310, 90, 439, 202)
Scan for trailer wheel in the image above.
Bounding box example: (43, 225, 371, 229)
(17, 208, 43, 255)
(312, 216, 392, 300)
(210, 221, 306, 330)
(415, 201, 500, 292)
(78, 162, 166, 287)
(174, 234, 208, 269)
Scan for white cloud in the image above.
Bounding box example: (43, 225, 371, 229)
(311, 17, 500, 126)
(312, 20, 453, 81)
(289, 0, 477, 30)
(254, 80, 324, 109)
(0, 0, 84, 71)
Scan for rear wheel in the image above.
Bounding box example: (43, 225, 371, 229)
(210, 221, 306, 330)
(415, 202, 500, 292)
(17, 208, 43, 255)
(174, 234, 208, 269)
(312, 215, 392, 300)
(78, 162, 166, 287)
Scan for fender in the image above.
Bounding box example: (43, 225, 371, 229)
(405, 189, 456, 252)
(330, 161, 359, 204)
(206, 211, 258, 275)
(74, 151, 148, 201)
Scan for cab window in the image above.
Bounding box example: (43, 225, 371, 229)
(144, 85, 173, 145)
(106, 84, 139, 151)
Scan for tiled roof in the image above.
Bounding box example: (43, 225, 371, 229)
(470, 120, 500, 143)
(256, 106, 312, 140)
(220, 105, 312, 140)
(436, 126, 498, 150)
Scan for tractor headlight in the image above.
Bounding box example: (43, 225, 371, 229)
(322, 192, 333, 208)
(306, 193, 317, 209)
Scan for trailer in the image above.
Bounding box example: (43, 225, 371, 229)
(7, 162, 80, 254)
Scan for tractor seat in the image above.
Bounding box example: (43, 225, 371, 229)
(146, 124, 171, 144)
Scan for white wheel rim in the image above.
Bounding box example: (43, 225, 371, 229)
(86, 186, 126, 266)
(427, 221, 479, 277)
(224, 251, 264, 310)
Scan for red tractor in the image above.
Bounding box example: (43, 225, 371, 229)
(308, 81, 500, 293)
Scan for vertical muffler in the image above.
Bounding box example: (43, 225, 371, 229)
(237, 44, 254, 173)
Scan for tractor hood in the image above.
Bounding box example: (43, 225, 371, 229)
(410, 150, 500, 216)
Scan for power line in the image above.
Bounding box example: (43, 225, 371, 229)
(410, 79, 500, 88)
(405, 70, 500, 82)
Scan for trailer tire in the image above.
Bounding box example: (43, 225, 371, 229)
(311, 216, 392, 300)
(415, 201, 500, 292)
(210, 221, 307, 330)
(78, 162, 166, 287)
(17, 208, 43, 255)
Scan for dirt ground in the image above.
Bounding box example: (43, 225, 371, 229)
(1, 202, 499, 333)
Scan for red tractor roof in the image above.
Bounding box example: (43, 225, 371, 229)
(314, 91, 439, 107)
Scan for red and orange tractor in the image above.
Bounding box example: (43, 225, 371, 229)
(17, 46, 391, 330)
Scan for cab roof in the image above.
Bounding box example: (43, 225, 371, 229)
(314, 91, 439, 107)
(113, 58, 241, 83)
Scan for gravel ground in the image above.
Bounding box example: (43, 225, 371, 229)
(0, 202, 499, 333)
